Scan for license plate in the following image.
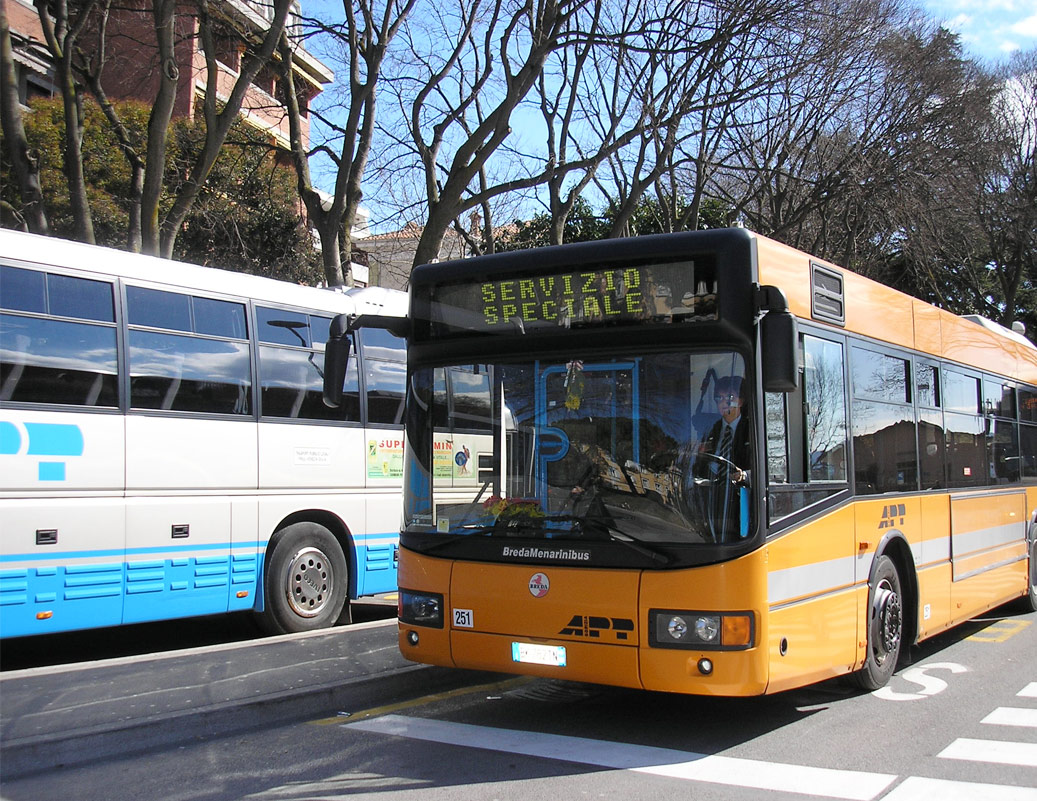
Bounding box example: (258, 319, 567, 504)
(511, 642, 566, 667)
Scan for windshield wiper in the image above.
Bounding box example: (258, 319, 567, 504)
(567, 515, 672, 565)
(412, 527, 496, 553)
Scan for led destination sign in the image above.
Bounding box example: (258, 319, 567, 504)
(481, 269, 644, 326)
(430, 259, 717, 334)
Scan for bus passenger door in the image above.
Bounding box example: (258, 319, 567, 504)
(124, 416, 255, 623)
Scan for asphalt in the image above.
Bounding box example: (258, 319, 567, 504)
(0, 618, 490, 780)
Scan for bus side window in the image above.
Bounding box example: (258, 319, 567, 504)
(803, 336, 848, 482)
(360, 329, 406, 426)
(257, 308, 359, 422)
(765, 393, 789, 484)
(127, 288, 251, 415)
(917, 362, 944, 490)
(985, 379, 1019, 485)
(767, 334, 848, 525)
(0, 266, 118, 407)
(851, 347, 916, 495)
(944, 370, 985, 488)
(1020, 387, 1037, 481)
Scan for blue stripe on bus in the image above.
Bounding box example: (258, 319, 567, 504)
(0, 421, 21, 454)
(24, 423, 84, 456)
(38, 462, 66, 481)
(0, 533, 398, 563)
(0, 534, 398, 637)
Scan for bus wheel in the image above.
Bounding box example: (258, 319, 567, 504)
(259, 523, 349, 635)
(853, 555, 904, 691)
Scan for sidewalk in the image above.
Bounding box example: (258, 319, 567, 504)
(1, 619, 471, 779)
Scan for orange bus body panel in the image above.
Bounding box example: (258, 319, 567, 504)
(754, 235, 1037, 385)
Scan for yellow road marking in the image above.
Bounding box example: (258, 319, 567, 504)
(967, 619, 1032, 643)
(309, 676, 532, 726)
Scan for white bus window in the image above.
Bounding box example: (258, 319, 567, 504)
(0, 265, 46, 313)
(127, 285, 192, 331)
(0, 316, 118, 406)
(260, 346, 359, 421)
(944, 370, 980, 414)
(257, 307, 312, 346)
(194, 296, 248, 339)
(358, 328, 405, 361)
(366, 359, 406, 425)
(129, 330, 251, 414)
(1, 266, 118, 406)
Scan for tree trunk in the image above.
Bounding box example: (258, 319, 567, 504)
(0, 4, 49, 233)
(141, 0, 178, 256)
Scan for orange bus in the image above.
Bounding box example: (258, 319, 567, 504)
(324, 228, 1037, 695)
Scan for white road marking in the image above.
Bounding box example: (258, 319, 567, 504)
(871, 663, 967, 701)
(983, 707, 1037, 728)
(1019, 682, 1037, 698)
(348, 714, 897, 800)
(938, 738, 1037, 767)
(881, 776, 1037, 801)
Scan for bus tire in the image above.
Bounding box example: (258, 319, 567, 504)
(853, 554, 904, 691)
(258, 522, 349, 635)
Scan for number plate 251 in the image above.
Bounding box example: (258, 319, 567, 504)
(453, 608, 473, 628)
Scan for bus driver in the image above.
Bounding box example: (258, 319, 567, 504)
(695, 375, 751, 541)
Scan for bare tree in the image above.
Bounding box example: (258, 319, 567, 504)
(592, 0, 801, 238)
(971, 50, 1036, 331)
(891, 48, 1035, 334)
(280, 0, 416, 287)
(710, 0, 911, 255)
(530, 0, 645, 245)
(381, 0, 593, 267)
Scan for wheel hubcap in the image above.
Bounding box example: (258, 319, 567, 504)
(874, 579, 902, 664)
(285, 546, 333, 618)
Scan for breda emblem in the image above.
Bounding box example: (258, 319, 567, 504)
(528, 572, 550, 597)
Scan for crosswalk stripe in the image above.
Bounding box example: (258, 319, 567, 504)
(983, 707, 1037, 728)
(881, 777, 1037, 801)
(1019, 683, 1037, 699)
(348, 714, 897, 800)
(938, 738, 1037, 767)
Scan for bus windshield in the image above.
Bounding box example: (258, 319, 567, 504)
(405, 350, 752, 551)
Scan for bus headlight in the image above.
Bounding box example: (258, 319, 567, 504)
(694, 615, 720, 643)
(650, 610, 754, 650)
(398, 589, 444, 628)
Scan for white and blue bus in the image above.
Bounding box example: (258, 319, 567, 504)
(0, 230, 407, 638)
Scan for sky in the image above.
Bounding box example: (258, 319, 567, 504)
(919, 0, 1037, 64)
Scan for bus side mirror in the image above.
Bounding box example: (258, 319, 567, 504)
(755, 285, 798, 393)
(761, 311, 798, 392)
(322, 314, 353, 408)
